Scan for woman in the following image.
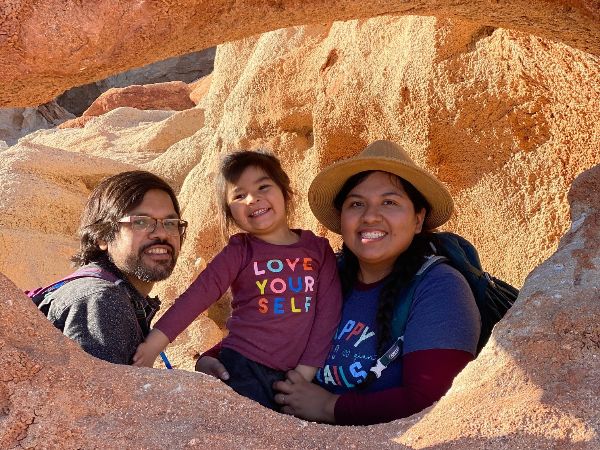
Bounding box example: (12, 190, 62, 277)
(197, 140, 480, 425)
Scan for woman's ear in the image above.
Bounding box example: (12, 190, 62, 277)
(415, 208, 426, 233)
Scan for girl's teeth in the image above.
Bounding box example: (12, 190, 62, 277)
(251, 208, 268, 217)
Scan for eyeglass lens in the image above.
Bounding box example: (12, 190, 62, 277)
(130, 216, 185, 236)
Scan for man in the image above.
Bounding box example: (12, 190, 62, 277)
(44, 170, 186, 364)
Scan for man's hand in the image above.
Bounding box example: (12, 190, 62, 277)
(132, 329, 170, 367)
(194, 356, 230, 381)
(273, 369, 339, 423)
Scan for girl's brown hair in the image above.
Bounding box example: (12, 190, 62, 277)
(215, 150, 293, 241)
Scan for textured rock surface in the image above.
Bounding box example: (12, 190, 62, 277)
(0, 165, 597, 449)
(0, 8, 599, 450)
(57, 48, 215, 115)
(59, 81, 196, 129)
(1, 0, 599, 107)
(0, 101, 74, 145)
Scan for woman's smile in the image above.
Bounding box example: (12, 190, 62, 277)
(340, 171, 425, 280)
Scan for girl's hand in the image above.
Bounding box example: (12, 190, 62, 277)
(273, 369, 339, 423)
(195, 356, 230, 381)
(132, 341, 159, 367)
(132, 329, 169, 367)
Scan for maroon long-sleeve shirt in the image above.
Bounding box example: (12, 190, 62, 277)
(155, 230, 342, 371)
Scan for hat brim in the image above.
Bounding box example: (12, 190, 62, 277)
(308, 156, 454, 234)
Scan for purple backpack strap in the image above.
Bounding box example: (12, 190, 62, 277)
(26, 267, 121, 300)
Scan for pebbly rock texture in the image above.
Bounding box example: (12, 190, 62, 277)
(0, 0, 599, 107)
(154, 17, 600, 322)
(0, 143, 137, 288)
(0, 9, 599, 450)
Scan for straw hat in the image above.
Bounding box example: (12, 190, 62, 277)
(308, 140, 453, 234)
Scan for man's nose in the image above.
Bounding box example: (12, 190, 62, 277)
(149, 219, 170, 238)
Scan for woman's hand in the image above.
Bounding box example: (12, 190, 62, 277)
(273, 369, 339, 423)
(194, 355, 230, 381)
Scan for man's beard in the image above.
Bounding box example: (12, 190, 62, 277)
(114, 240, 177, 282)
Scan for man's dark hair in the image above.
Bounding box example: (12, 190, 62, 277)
(71, 170, 182, 266)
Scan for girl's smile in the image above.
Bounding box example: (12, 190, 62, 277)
(227, 165, 297, 245)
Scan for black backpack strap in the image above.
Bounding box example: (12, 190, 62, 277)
(364, 255, 447, 383)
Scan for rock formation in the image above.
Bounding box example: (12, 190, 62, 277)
(0, 6, 599, 450)
(1, 0, 599, 107)
(59, 81, 196, 129)
(56, 48, 215, 115)
(0, 101, 74, 146)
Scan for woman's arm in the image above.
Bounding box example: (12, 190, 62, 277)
(274, 348, 473, 425)
(334, 348, 473, 425)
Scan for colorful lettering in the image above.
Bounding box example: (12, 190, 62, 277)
(338, 366, 354, 388)
(354, 326, 375, 347)
(349, 362, 367, 381)
(255, 279, 268, 295)
(332, 365, 342, 385)
(267, 259, 284, 273)
(288, 276, 302, 293)
(305, 297, 311, 312)
(290, 297, 301, 313)
(345, 322, 365, 341)
(323, 366, 335, 385)
(305, 276, 314, 292)
(253, 261, 265, 275)
(337, 320, 356, 339)
(258, 298, 268, 313)
(286, 258, 299, 271)
(270, 278, 286, 294)
(274, 297, 284, 314)
(303, 257, 313, 270)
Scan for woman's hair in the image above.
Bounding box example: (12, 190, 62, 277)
(72, 170, 182, 267)
(334, 170, 435, 355)
(215, 150, 293, 240)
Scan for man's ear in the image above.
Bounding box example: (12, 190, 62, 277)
(98, 239, 108, 251)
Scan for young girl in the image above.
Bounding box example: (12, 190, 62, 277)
(133, 150, 342, 410)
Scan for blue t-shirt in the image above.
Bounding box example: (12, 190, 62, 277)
(316, 263, 480, 394)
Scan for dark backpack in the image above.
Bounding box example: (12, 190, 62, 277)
(366, 231, 519, 382)
(26, 266, 173, 368)
(26, 267, 123, 316)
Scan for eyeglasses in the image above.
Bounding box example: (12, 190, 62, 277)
(117, 215, 188, 237)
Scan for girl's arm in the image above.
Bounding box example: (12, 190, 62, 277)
(132, 329, 170, 367)
(152, 237, 245, 343)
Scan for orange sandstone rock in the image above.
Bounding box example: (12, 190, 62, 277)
(0, 0, 599, 107)
(59, 81, 195, 129)
(0, 12, 599, 449)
